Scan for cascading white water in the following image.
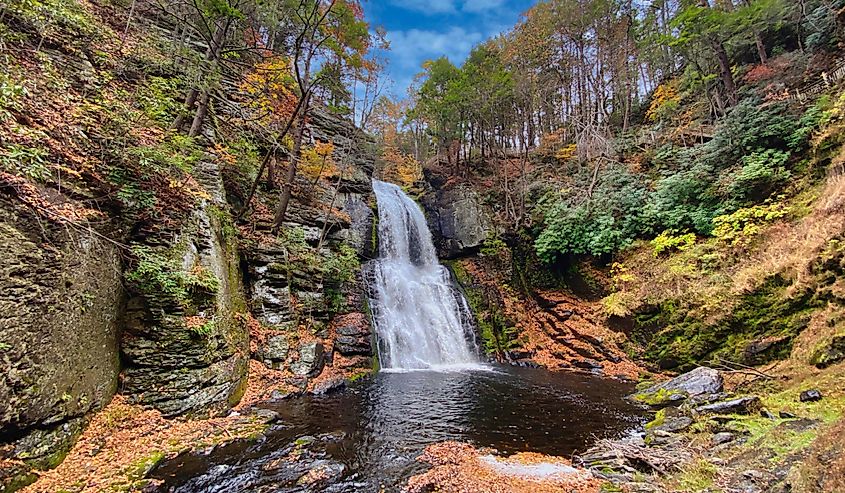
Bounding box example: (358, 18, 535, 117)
(366, 180, 480, 370)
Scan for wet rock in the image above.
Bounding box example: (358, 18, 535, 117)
(695, 396, 762, 415)
(290, 342, 325, 377)
(1, 197, 123, 473)
(286, 376, 309, 393)
(632, 367, 723, 408)
(651, 415, 693, 434)
(573, 358, 603, 370)
(11, 416, 88, 470)
(687, 392, 729, 406)
(261, 335, 290, 370)
(424, 185, 492, 258)
(334, 325, 372, 356)
(252, 408, 280, 424)
(296, 461, 345, 486)
(799, 389, 823, 402)
(743, 335, 791, 365)
(760, 408, 777, 420)
(713, 432, 735, 445)
(312, 377, 347, 395)
(269, 389, 299, 401)
(779, 411, 797, 419)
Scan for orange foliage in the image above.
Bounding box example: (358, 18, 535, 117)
(381, 146, 422, 187)
(299, 141, 339, 182)
(745, 63, 777, 84)
(240, 56, 298, 127)
(646, 83, 680, 122)
(407, 441, 602, 493)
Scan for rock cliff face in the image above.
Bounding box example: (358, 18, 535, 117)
(241, 108, 377, 393)
(120, 157, 249, 417)
(0, 194, 123, 471)
(422, 180, 493, 259)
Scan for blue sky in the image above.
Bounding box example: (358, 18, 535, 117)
(364, 0, 537, 96)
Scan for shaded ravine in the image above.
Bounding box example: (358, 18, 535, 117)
(153, 180, 645, 492)
(366, 180, 480, 370)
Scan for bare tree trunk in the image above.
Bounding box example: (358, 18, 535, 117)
(267, 154, 276, 188)
(188, 90, 210, 137)
(172, 20, 228, 133)
(273, 97, 311, 230)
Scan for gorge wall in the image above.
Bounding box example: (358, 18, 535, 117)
(0, 3, 378, 483)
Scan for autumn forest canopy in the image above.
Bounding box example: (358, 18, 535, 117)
(370, 0, 845, 264)
(7, 0, 836, 266)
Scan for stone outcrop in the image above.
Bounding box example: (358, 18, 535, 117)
(423, 182, 492, 259)
(237, 108, 377, 390)
(120, 157, 249, 417)
(0, 195, 123, 473)
(632, 367, 724, 407)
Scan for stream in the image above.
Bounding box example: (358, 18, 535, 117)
(155, 365, 644, 492)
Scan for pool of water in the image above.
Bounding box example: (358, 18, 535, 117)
(154, 365, 645, 492)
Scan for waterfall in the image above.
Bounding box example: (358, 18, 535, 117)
(366, 180, 480, 370)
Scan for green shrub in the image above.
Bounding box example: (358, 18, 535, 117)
(651, 230, 697, 257)
(535, 164, 649, 261)
(788, 96, 832, 150)
(7, 0, 97, 41)
(725, 149, 791, 203)
(136, 77, 181, 125)
(324, 242, 360, 284)
(480, 235, 508, 257)
(130, 134, 203, 173)
(0, 143, 50, 180)
(712, 202, 789, 246)
(647, 167, 721, 234)
(0, 71, 27, 121)
(126, 246, 220, 309)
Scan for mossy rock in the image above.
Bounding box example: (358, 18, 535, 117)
(810, 335, 845, 368)
(633, 387, 689, 408)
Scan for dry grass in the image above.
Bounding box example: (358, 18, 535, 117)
(733, 173, 845, 296)
(615, 172, 845, 324)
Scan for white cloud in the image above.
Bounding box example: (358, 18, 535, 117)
(462, 0, 506, 13)
(384, 26, 485, 95)
(388, 0, 457, 14)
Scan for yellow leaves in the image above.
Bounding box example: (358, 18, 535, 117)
(214, 144, 238, 165)
(314, 141, 334, 157)
(168, 177, 211, 201)
(646, 83, 680, 122)
(240, 56, 298, 126)
(555, 143, 577, 161)
(299, 141, 338, 182)
(380, 147, 422, 188)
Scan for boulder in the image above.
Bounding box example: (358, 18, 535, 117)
(712, 432, 735, 445)
(695, 396, 762, 415)
(261, 335, 290, 370)
(290, 342, 325, 377)
(425, 185, 492, 258)
(632, 367, 723, 407)
(799, 389, 823, 402)
(312, 376, 347, 395)
(810, 335, 845, 368)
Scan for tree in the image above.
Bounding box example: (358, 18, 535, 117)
(271, 0, 371, 230)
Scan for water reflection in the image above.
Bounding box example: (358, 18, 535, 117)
(156, 365, 644, 492)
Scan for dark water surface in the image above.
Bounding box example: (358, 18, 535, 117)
(155, 365, 645, 492)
